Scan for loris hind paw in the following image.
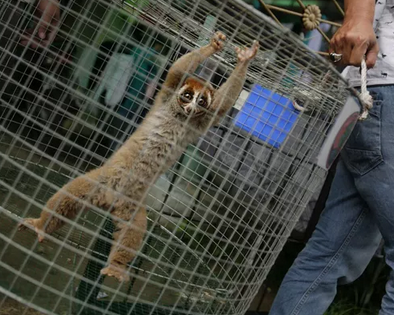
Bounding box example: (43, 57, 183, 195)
(100, 264, 130, 282)
(18, 218, 45, 243)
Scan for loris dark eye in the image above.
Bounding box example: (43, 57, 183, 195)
(182, 92, 193, 101)
(198, 98, 207, 107)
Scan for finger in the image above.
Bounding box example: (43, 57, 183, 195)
(37, 13, 51, 40)
(20, 31, 42, 49)
(328, 39, 336, 54)
(329, 37, 344, 64)
(348, 42, 368, 67)
(37, 5, 58, 40)
(340, 48, 352, 66)
(35, 33, 57, 48)
(365, 42, 379, 69)
(329, 30, 341, 53)
(19, 30, 34, 46)
(334, 37, 353, 66)
(20, 30, 42, 48)
(339, 35, 355, 65)
(329, 34, 343, 55)
(20, 32, 51, 49)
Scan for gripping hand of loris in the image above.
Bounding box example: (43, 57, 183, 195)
(235, 40, 259, 64)
(209, 31, 226, 52)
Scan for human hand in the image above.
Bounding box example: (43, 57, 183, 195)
(20, 0, 60, 48)
(329, 17, 379, 69)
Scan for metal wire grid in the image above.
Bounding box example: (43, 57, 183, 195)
(0, 0, 354, 314)
(259, 0, 344, 56)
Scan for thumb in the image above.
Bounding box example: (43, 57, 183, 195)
(37, 7, 54, 39)
(365, 42, 379, 69)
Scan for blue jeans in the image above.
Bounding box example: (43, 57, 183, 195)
(269, 85, 394, 315)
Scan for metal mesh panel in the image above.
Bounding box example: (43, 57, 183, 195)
(258, 0, 344, 56)
(0, 0, 355, 314)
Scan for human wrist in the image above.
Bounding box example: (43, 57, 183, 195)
(344, 1, 375, 24)
(344, 14, 374, 26)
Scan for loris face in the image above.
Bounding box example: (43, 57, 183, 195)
(177, 77, 213, 117)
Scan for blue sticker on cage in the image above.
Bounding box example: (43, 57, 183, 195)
(234, 84, 300, 148)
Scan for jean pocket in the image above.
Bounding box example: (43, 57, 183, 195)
(341, 90, 383, 176)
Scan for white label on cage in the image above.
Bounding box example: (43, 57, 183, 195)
(96, 291, 108, 300)
(234, 90, 249, 110)
(316, 96, 360, 170)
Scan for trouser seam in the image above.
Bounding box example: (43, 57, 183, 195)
(290, 208, 367, 315)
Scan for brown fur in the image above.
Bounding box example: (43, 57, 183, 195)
(18, 32, 259, 282)
(183, 77, 214, 96)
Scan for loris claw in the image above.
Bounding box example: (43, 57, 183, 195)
(18, 218, 45, 243)
(100, 264, 130, 282)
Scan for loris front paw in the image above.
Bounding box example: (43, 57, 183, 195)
(18, 218, 46, 243)
(235, 40, 260, 62)
(210, 31, 226, 51)
(100, 264, 130, 282)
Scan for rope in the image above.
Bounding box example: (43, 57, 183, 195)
(359, 58, 373, 120)
(290, 59, 372, 119)
(302, 5, 322, 30)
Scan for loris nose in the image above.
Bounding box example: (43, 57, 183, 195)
(185, 104, 193, 114)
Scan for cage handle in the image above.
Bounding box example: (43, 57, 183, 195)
(359, 58, 373, 120)
(292, 101, 305, 112)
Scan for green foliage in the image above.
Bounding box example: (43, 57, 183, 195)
(324, 300, 377, 315)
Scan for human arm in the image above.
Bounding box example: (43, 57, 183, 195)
(329, 0, 378, 68)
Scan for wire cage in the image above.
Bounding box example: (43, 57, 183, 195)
(258, 0, 345, 56)
(0, 0, 359, 314)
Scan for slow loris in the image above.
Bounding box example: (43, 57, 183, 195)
(18, 32, 259, 282)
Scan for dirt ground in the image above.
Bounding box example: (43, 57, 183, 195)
(0, 210, 80, 314)
(0, 139, 276, 314)
(0, 294, 44, 315)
